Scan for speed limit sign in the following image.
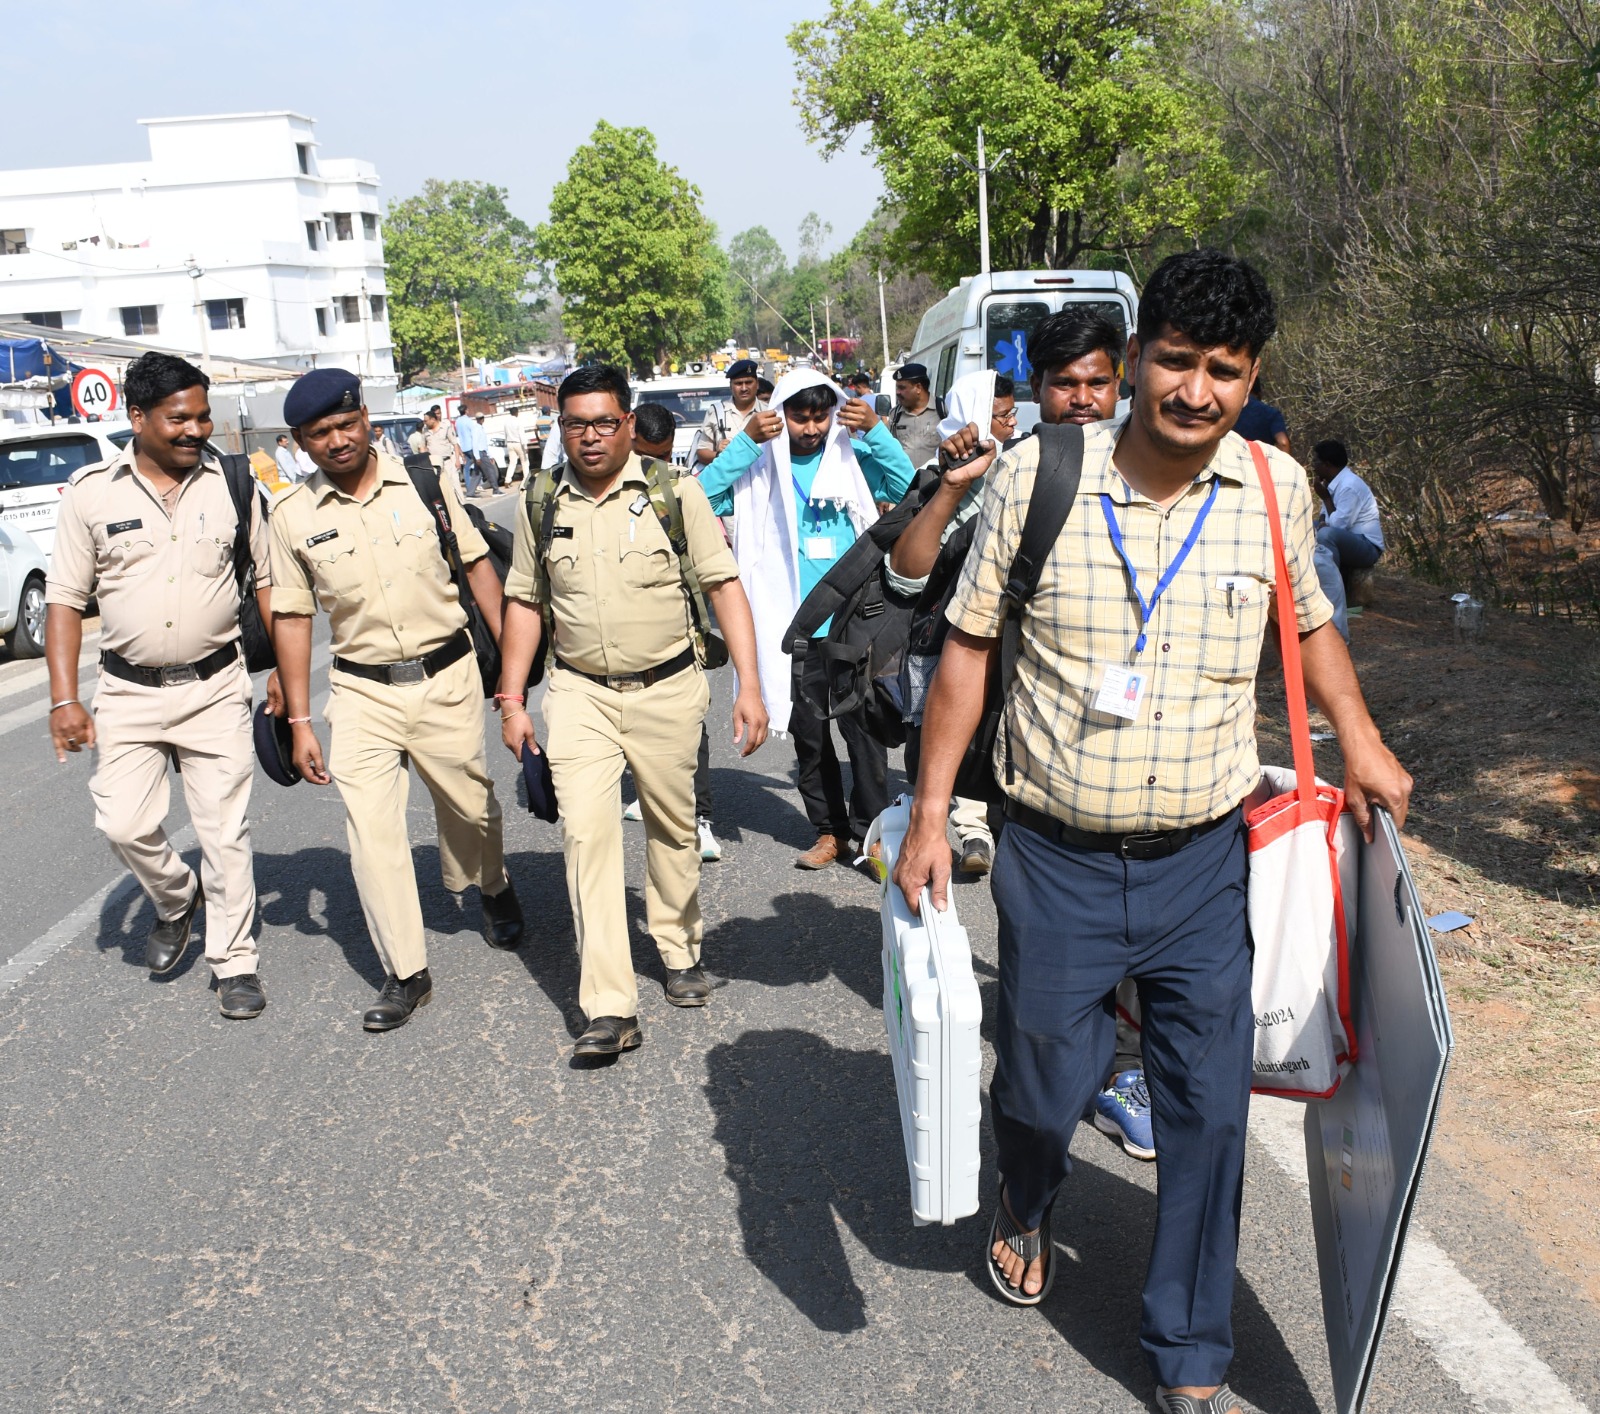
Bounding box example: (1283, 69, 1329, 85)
(71, 367, 119, 419)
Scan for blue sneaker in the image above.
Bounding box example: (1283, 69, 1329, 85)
(1093, 1069, 1155, 1160)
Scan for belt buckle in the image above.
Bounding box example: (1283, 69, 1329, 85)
(1119, 831, 1168, 861)
(159, 664, 199, 686)
(607, 674, 644, 693)
(390, 660, 428, 686)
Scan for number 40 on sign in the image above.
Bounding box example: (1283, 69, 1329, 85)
(70, 368, 119, 419)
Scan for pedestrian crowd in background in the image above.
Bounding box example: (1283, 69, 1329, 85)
(39, 246, 1412, 1414)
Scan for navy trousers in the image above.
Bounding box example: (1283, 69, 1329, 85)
(990, 809, 1253, 1390)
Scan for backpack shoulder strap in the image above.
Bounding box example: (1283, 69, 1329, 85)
(403, 453, 466, 580)
(641, 457, 718, 649)
(218, 454, 260, 593)
(518, 466, 560, 626)
(1001, 422, 1084, 610)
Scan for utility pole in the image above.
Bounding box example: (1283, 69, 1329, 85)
(809, 303, 819, 367)
(877, 268, 891, 370)
(359, 278, 374, 379)
(452, 297, 469, 403)
(823, 296, 833, 373)
(186, 257, 211, 376)
(977, 125, 992, 275)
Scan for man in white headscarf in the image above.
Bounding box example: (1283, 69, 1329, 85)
(886, 369, 1018, 874)
(699, 368, 916, 870)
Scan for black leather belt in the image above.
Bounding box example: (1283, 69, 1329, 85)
(101, 640, 240, 688)
(1003, 799, 1237, 861)
(555, 645, 696, 693)
(332, 630, 471, 686)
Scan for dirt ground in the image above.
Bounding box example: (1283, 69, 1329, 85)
(1255, 569, 1600, 1305)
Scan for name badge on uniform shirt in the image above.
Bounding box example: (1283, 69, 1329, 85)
(803, 534, 834, 560)
(106, 519, 142, 536)
(550, 525, 574, 539)
(306, 529, 339, 547)
(1093, 664, 1148, 722)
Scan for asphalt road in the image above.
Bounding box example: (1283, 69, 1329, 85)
(0, 511, 1594, 1413)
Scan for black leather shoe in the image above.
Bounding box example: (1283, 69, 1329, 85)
(146, 880, 203, 974)
(218, 972, 267, 1020)
(362, 969, 433, 1031)
(572, 1014, 642, 1058)
(663, 965, 712, 1008)
(481, 883, 524, 950)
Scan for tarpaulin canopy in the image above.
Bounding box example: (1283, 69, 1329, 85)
(0, 336, 75, 417)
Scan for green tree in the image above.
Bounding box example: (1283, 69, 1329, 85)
(790, 0, 1241, 283)
(383, 179, 543, 383)
(535, 121, 726, 373)
(726, 225, 788, 346)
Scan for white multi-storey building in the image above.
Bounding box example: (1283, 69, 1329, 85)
(0, 112, 394, 383)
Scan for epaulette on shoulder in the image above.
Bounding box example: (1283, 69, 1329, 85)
(67, 458, 113, 487)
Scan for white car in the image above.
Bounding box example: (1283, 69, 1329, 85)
(630, 374, 733, 465)
(0, 422, 129, 562)
(0, 519, 48, 659)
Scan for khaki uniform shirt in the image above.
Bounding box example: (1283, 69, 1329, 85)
(45, 445, 271, 666)
(269, 450, 489, 663)
(948, 424, 1333, 834)
(423, 422, 458, 466)
(888, 403, 943, 470)
(505, 454, 738, 677)
(700, 398, 767, 451)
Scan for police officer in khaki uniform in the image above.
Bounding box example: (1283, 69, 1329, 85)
(44, 352, 273, 1019)
(497, 365, 768, 1060)
(269, 369, 523, 1032)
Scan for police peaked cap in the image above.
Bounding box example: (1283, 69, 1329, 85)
(284, 368, 363, 428)
(252, 702, 301, 787)
(726, 359, 760, 381)
(894, 363, 930, 385)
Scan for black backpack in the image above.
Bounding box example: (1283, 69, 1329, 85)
(402, 455, 504, 698)
(783, 468, 942, 749)
(218, 454, 276, 672)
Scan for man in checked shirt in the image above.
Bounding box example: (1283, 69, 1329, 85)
(894, 251, 1412, 1414)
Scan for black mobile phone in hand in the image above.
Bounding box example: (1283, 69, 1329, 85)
(941, 442, 993, 473)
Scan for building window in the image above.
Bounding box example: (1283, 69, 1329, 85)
(362, 212, 378, 240)
(305, 221, 320, 250)
(315, 307, 328, 336)
(24, 311, 63, 329)
(369, 293, 386, 320)
(120, 305, 159, 336)
(206, 298, 246, 331)
(1, 229, 28, 256)
(334, 213, 354, 241)
(296, 143, 310, 175)
(338, 295, 362, 323)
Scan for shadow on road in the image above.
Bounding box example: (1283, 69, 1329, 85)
(705, 1027, 1320, 1414)
(706, 890, 883, 1009)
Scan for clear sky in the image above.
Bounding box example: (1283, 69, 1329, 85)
(0, 0, 883, 264)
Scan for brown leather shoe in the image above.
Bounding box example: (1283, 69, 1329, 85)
(795, 834, 841, 870)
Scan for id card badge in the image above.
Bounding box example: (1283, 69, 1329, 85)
(1093, 664, 1148, 722)
(803, 534, 834, 560)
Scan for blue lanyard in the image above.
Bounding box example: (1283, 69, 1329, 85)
(1099, 478, 1220, 654)
(792, 470, 822, 525)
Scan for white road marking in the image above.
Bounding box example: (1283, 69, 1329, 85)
(0, 631, 101, 705)
(0, 826, 195, 998)
(1250, 1096, 1590, 1414)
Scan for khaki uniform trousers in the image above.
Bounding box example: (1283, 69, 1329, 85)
(89, 658, 258, 977)
(325, 650, 507, 980)
(542, 662, 709, 1020)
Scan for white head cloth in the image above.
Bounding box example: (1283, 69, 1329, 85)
(937, 368, 997, 443)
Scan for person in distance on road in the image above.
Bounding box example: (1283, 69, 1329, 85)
(269, 369, 523, 1033)
(497, 365, 768, 1060)
(695, 358, 769, 467)
(43, 352, 275, 1019)
(422, 405, 461, 484)
(622, 403, 725, 864)
(699, 368, 916, 873)
(274, 432, 299, 485)
(893, 250, 1413, 1414)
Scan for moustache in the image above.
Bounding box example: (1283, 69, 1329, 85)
(1159, 399, 1220, 422)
